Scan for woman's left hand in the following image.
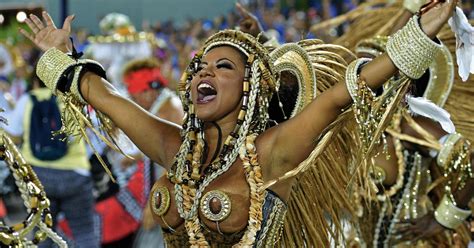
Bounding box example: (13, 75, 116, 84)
(235, 3, 264, 39)
(419, 0, 457, 38)
(393, 213, 446, 243)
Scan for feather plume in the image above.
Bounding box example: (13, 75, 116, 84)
(448, 7, 474, 82)
(407, 96, 455, 133)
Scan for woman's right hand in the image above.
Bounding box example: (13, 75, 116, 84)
(419, 0, 457, 38)
(20, 11, 75, 53)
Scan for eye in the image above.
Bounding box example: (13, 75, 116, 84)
(216, 62, 233, 69)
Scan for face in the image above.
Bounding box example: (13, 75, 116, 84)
(191, 46, 246, 122)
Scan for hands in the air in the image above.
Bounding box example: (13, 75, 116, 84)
(420, 0, 458, 38)
(235, 2, 266, 41)
(19, 11, 75, 53)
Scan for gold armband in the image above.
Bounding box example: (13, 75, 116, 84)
(36, 48, 106, 104)
(434, 194, 471, 229)
(387, 15, 443, 79)
(36, 47, 76, 93)
(345, 58, 372, 102)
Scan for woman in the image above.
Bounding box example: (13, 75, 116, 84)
(20, 1, 457, 246)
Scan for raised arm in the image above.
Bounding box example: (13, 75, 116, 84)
(264, 0, 457, 176)
(20, 12, 182, 168)
(80, 73, 182, 167)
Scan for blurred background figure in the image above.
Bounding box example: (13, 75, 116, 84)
(84, 12, 160, 95)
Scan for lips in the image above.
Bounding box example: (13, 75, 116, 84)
(196, 81, 217, 104)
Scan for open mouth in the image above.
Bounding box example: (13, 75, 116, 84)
(197, 81, 217, 104)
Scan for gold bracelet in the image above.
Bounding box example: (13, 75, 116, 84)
(345, 58, 372, 102)
(387, 15, 443, 79)
(36, 47, 76, 93)
(71, 59, 107, 104)
(37, 48, 106, 104)
(437, 133, 462, 168)
(434, 194, 471, 229)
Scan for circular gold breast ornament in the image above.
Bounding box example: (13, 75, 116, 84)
(151, 185, 171, 216)
(200, 190, 232, 222)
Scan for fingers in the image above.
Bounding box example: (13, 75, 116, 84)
(421, 0, 456, 14)
(394, 223, 412, 233)
(62, 14, 75, 32)
(412, 233, 425, 243)
(24, 18, 40, 34)
(30, 14, 45, 30)
(396, 230, 418, 242)
(446, 0, 457, 13)
(42, 11, 56, 28)
(235, 2, 251, 18)
(394, 226, 415, 239)
(19, 28, 34, 41)
(240, 19, 254, 29)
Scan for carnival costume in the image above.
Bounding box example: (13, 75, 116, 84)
(32, 6, 447, 245)
(335, 8, 474, 246)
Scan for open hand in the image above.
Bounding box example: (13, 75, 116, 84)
(420, 0, 457, 38)
(19, 11, 75, 53)
(235, 3, 264, 39)
(392, 213, 446, 243)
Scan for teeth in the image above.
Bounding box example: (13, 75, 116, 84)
(198, 83, 215, 91)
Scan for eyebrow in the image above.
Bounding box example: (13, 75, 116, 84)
(200, 58, 236, 67)
(217, 58, 236, 67)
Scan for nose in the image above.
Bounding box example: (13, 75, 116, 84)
(198, 65, 214, 77)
